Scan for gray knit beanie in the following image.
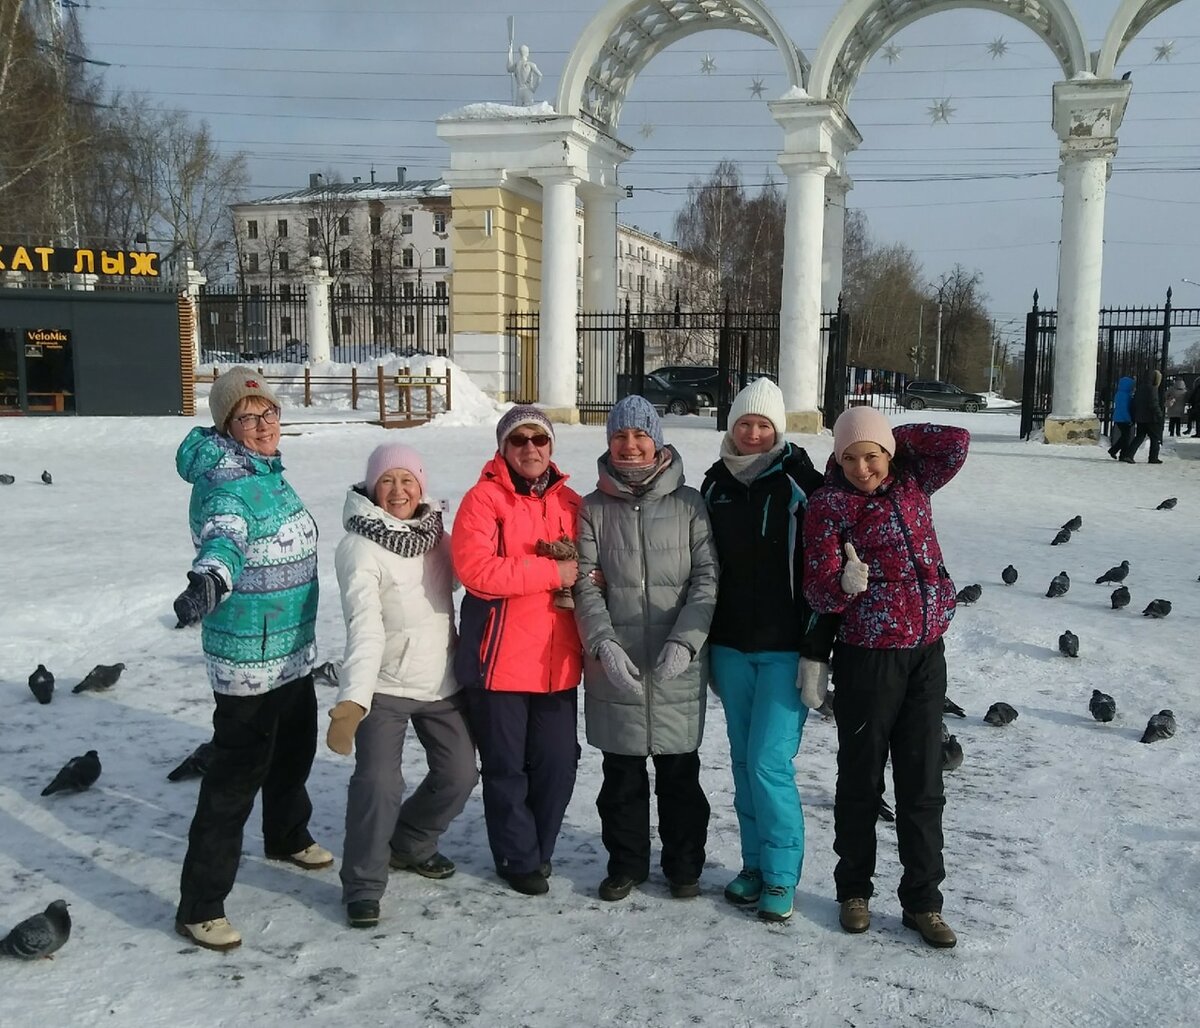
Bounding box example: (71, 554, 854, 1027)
(607, 395, 664, 450)
(495, 404, 555, 454)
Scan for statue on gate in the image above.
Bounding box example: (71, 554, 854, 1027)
(507, 17, 542, 106)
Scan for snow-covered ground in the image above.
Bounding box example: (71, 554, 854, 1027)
(1, 381, 1197, 1026)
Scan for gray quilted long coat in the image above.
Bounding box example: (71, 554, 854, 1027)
(573, 446, 718, 756)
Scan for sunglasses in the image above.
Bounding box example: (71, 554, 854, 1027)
(507, 432, 551, 448)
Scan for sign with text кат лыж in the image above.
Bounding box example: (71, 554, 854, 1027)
(0, 244, 159, 277)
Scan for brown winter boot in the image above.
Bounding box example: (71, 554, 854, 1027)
(839, 897, 870, 933)
(902, 910, 958, 949)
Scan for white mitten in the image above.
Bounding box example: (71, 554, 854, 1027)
(839, 541, 869, 595)
(797, 659, 830, 710)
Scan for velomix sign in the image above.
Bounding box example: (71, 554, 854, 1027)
(0, 244, 159, 277)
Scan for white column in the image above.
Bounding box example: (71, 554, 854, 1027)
(822, 174, 850, 312)
(304, 256, 332, 364)
(777, 158, 829, 420)
(1052, 145, 1112, 420)
(581, 186, 619, 312)
(537, 173, 580, 413)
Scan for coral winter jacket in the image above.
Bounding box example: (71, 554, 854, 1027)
(803, 423, 969, 650)
(452, 453, 584, 693)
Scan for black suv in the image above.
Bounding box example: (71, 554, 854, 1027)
(903, 380, 986, 412)
(628, 371, 709, 415)
(649, 366, 728, 408)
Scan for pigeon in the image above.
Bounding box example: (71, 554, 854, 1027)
(941, 723, 964, 771)
(944, 696, 967, 719)
(1095, 560, 1130, 585)
(41, 750, 101, 796)
(71, 663, 125, 693)
(1046, 571, 1070, 598)
(1001, 564, 1018, 585)
(40, 470, 52, 485)
(1088, 689, 1116, 723)
(167, 741, 217, 782)
(877, 798, 895, 823)
(984, 702, 1019, 726)
(1156, 497, 1177, 511)
(1058, 630, 1079, 658)
(312, 661, 340, 687)
(1140, 710, 1176, 743)
(1051, 528, 1072, 546)
(0, 900, 71, 959)
(1060, 515, 1083, 532)
(1111, 586, 1131, 610)
(1142, 599, 1172, 619)
(0, 473, 14, 485)
(955, 583, 982, 605)
(27, 665, 54, 704)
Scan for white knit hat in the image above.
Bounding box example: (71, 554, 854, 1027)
(832, 406, 896, 461)
(728, 377, 786, 439)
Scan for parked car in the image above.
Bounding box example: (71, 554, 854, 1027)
(903, 380, 987, 412)
(633, 371, 709, 415)
(650, 365, 775, 407)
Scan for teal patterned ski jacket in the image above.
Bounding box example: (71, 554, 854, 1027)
(176, 427, 319, 695)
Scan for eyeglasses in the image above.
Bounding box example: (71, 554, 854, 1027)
(231, 405, 281, 429)
(506, 432, 550, 448)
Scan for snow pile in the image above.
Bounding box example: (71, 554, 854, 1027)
(440, 101, 558, 121)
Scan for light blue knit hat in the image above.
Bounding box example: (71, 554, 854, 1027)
(607, 394, 664, 450)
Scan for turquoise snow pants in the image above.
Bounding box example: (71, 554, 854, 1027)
(711, 646, 808, 887)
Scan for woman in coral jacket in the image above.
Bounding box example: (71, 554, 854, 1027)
(452, 405, 584, 896)
(803, 407, 968, 950)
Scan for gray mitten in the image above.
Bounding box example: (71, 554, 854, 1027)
(597, 640, 642, 695)
(798, 658, 830, 710)
(654, 641, 691, 681)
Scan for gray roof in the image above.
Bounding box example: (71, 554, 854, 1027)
(237, 180, 450, 206)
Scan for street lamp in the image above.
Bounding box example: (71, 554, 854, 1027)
(1181, 278, 1200, 289)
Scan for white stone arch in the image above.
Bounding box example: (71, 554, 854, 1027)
(1096, 0, 1187, 78)
(810, 0, 1091, 107)
(556, 0, 809, 131)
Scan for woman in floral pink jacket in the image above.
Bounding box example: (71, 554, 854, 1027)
(803, 407, 968, 950)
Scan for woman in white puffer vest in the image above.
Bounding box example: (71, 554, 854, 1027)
(327, 442, 478, 929)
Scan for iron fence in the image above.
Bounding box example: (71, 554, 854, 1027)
(329, 285, 450, 362)
(198, 284, 309, 363)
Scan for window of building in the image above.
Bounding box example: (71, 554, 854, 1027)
(618, 270, 624, 287)
(338, 216, 350, 235)
(401, 213, 413, 234)
(403, 281, 414, 298)
(373, 315, 384, 336)
(341, 316, 353, 337)
(340, 282, 351, 299)
(433, 247, 446, 267)
(339, 249, 351, 270)
(371, 248, 382, 269)
(249, 284, 262, 297)
(372, 280, 384, 298)
(402, 247, 414, 268)
(247, 253, 259, 272)
(577, 225, 582, 243)
(436, 315, 448, 334)
(434, 281, 447, 298)
(404, 315, 415, 334)
(277, 219, 288, 237)
(278, 252, 289, 272)
(577, 257, 581, 276)
(280, 284, 291, 301)
(308, 218, 319, 237)
(638, 274, 645, 292)
(433, 213, 447, 233)
(370, 214, 381, 236)
(246, 220, 258, 239)
(280, 315, 292, 334)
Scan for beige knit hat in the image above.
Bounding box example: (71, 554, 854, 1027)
(728, 377, 786, 439)
(209, 366, 281, 431)
(832, 406, 896, 461)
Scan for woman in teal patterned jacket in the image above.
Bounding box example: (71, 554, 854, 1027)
(170, 367, 328, 953)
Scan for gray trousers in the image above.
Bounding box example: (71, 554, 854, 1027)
(340, 691, 478, 904)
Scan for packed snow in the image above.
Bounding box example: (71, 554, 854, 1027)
(1, 375, 1197, 1026)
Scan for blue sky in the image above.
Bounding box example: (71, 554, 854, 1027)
(76, 0, 1200, 337)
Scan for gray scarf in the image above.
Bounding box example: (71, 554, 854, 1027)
(606, 447, 674, 495)
(720, 434, 786, 486)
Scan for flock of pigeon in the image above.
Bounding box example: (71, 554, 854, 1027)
(0, 469, 52, 486)
(949, 504, 1182, 750)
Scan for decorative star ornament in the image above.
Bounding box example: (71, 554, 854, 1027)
(882, 43, 902, 65)
(700, 53, 716, 75)
(749, 78, 765, 98)
(1153, 40, 1175, 62)
(927, 98, 955, 124)
(639, 122, 655, 139)
(987, 37, 1009, 59)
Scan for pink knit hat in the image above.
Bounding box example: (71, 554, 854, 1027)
(365, 442, 427, 499)
(832, 406, 896, 461)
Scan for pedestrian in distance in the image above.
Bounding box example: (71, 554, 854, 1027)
(329, 442, 478, 929)
(451, 406, 584, 897)
(172, 367, 327, 952)
(1107, 375, 1134, 460)
(1165, 376, 1188, 438)
(1121, 369, 1164, 464)
(573, 396, 718, 904)
(804, 406, 970, 949)
(699, 378, 838, 923)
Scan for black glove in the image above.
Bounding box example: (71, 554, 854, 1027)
(173, 569, 226, 628)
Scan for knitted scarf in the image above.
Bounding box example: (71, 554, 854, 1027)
(720, 434, 786, 486)
(607, 447, 674, 495)
(346, 493, 444, 557)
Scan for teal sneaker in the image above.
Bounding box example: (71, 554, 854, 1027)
(723, 868, 763, 906)
(757, 883, 794, 923)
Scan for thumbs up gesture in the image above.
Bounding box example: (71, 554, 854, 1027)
(840, 541, 870, 595)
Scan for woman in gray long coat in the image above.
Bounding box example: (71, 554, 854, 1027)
(573, 395, 718, 903)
